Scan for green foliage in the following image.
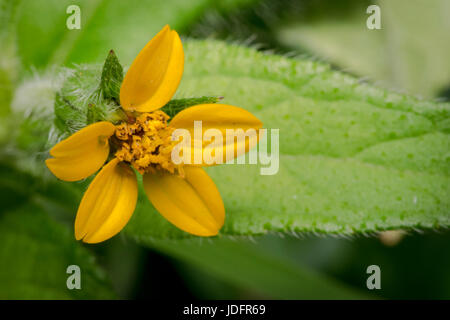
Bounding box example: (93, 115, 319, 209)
(3, 0, 450, 300)
(0, 0, 20, 116)
(276, 0, 450, 98)
(146, 238, 369, 299)
(13, 0, 260, 68)
(8, 39, 450, 240)
(0, 206, 116, 299)
(0, 163, 114, 299)
(124, 40, 450, 239)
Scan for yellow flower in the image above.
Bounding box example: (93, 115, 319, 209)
(45, 25, 262, 243)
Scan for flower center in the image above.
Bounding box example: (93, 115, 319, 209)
(113, 110, 181, 175)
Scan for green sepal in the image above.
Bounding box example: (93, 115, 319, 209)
(53, 50, 221, 135)
(53, 65, 123, 136)
(162, 96, 222, 118)
(100, 50, 123, 103)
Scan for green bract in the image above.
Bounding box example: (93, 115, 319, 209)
(53, 51, 221, 137)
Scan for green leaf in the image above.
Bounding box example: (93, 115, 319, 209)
(13, 0, 260, 69)
(7, 35, 450, 239)
(124, 39, 449, 239)
(0, 167, 114, 299)
(143, 237, 370, 299)
(0, 205, 116, 299)
(0, 160, 116, 299)
(0, 0, 20, 116)
(276, 0, 450, 98)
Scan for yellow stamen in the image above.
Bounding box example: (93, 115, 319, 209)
(114, 110, 181, 174)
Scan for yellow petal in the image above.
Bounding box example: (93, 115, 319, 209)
(143, 167, 224, 236)
(169, 104, 263, 166)
(75, 158, 138, 244)
(45, 121, 115, 181)
(120, 25, 184, 113)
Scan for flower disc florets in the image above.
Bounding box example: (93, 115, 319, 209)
(114, 110, 181, 174)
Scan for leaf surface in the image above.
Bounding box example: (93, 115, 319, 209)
(125, 40, 450, 239)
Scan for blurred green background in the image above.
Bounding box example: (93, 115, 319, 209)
(0, 0, 449, 299)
